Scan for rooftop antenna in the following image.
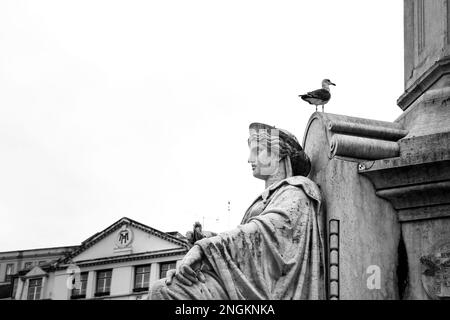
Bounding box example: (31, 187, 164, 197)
(227, 201, 231, 229)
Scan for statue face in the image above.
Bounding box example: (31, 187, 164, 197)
(248, 136, 280, 179)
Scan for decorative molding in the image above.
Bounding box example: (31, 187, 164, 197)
(420, 240, 450, 299)
(417, 0, 426, 55)
(328, 219, 339, 300)
(303, 112, 407, 162)
(376, 180, 450, 209)
(397, 57, 450, 110)
(58, 248, 187, 269)
(89, 291, 148, 300)
(358, 151, 450, 188)
(0, 247, 77, 261)
(330, 134, 399, 160)
(359, 137, 450, 222)
(114, 224, 134, 249)
(21, 266, 48, 280)
(327, 119, 407, 140)
(398, 204, 450, 222)
(447, 0, 450, 44)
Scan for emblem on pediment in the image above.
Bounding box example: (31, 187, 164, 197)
(115, 224, 134, 249)
(420, 241, 450, 300)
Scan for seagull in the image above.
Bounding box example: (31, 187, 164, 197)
(299, 79, 336, 112)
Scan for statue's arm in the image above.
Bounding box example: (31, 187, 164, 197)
(196, 185, 311, 249)
(171, 186, 313, 290)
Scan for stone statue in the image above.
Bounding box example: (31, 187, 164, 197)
(149, 123, 325, 300)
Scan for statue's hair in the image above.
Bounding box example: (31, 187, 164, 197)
(249, 122, 311, 177)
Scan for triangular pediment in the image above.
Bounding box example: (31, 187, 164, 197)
(65, 217, 188, 263)
(24, 266, 47, 278)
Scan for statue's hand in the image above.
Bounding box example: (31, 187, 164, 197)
(165, 245, 206, 286)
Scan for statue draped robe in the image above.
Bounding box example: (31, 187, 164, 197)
(150, 176, 325, 300)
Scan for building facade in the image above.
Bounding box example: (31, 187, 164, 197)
(1, 217, 189, 300)
(0, 246, 77, 299)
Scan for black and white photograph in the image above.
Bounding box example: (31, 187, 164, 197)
(0, 0, 449, 314)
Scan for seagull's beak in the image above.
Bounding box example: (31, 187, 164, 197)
(330, 82, 336, 86)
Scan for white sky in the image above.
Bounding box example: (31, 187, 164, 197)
(0, 0, 403, 251)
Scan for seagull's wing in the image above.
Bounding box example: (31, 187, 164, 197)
(306, 88, 331, 102)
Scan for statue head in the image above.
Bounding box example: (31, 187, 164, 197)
(248, 123, 310, 181)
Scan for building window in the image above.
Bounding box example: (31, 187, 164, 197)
(71, 272, 88, 299)
(27, 278, 42, 300)
(95, 270, 112, 297)
(159, 261, 176, 279)
(133, 265, 151, 292)
(5, 264, 14, 282)
(23, 262, 33, 270)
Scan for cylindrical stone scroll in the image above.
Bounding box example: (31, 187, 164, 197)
(329, 134, 400, 160)
(327, 119, 408, 141)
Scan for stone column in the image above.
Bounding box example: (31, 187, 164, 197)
(40, 276, 47, 300)
(149, 263, 160, 285)
(85, 270, 95, 299)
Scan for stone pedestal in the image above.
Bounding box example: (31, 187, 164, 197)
(298, 0, 450, 300)
(358, 128, 450, 299)
(303, 113, 404, 299)
(357, 0, 450, 299)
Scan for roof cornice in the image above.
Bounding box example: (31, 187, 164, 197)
(58, 248, 187, 269)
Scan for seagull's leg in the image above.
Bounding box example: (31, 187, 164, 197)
(322, 105, 324, 112)
(315, 105, 317, 112)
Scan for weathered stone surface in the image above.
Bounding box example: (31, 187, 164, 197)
(402, 219, 450, 299)
(355, 1, 450, 300)
(356, 111, 450, 299)
(330, 134, 399, 160)
(303, 112, 401, 300)
(359, 151, 450, 190)
(303, 112, 408, 162)
(419, 241, 450, 300)
(397, 88, 450, 136)
(289, 1, 450, 300)
(326, 115, 407, 140)
(402, 0, 450, 97)
(359, 132, 450, 222)
(399, 132, 450, 157)
(399, 204, 450, 223)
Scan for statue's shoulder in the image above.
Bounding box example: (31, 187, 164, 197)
(276, 176, 322, 204)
